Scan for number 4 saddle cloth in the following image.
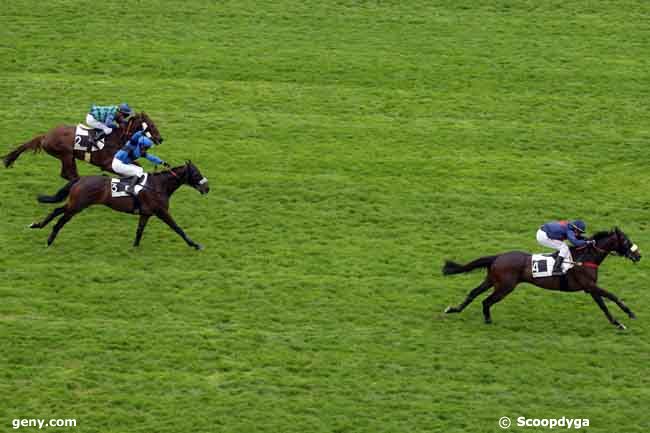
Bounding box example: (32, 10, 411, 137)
(530, 253, 574, 278)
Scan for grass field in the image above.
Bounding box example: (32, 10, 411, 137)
(1, 1, 650, 432)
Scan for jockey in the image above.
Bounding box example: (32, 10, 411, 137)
(86, 103, 133, 142)
(112, 130, 169, 192)
(536, 219, 594, 275)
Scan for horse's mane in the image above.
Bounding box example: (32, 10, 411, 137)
(591, 229, 615, 241)
(151, 164, 187, 176)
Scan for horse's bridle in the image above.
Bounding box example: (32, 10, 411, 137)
(120, 116, 155, 142)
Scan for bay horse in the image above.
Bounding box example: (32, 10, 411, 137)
(29, 162, 209, 249)
(442, 228, 641, 329)
(3, 112, 163, 180)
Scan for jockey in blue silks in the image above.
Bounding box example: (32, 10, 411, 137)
(536, 219, 595, 275)
(86, 103, 132, 142)
(112, 130, 169, 192)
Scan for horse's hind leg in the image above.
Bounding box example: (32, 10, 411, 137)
(482, 283, 516, 324)
(29, 206, 65, 229)
(47, 212, 75, 246)
(445, 277, 493, 314)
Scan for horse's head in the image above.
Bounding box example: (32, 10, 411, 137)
(128, 112, 163, 144)
(612, 227, 641, 262)
(184, 160, 210, 195)
(592, 228, 641, 263)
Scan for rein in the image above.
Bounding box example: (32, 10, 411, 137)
(132, 168, 183, 197)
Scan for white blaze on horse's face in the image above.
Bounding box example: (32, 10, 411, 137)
(195, 176, 209, 194)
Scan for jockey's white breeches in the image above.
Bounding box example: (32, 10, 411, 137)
(112, 158, 144, 178)
(537, 229, 572, 261)
(86, 114, 113, 134)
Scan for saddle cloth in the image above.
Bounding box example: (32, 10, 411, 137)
(74, 124, 105, 154)
(531, 253, 574, 278)
(110, 174, 148, 198)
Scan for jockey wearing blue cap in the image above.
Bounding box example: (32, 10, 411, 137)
(536, 219, 594, 275)
(86, 103, 133, 142)
(112, 130, 169, 192)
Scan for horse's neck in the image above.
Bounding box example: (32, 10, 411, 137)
(157, 168, 187, 196)
(576, 236, 614, 264)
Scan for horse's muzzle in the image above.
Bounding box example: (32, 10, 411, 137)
(197, 183, 210, 195)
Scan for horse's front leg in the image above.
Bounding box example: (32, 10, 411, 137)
(134, 214, 151, 247)
(155, 209, 203, 250)
(61, 153, 79, 180)
(592, 286, 635, 319)
(589, 292, 626, 330)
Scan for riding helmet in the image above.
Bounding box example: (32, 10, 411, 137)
(569, 220, 586, 233)
(119, 103, 133, 115)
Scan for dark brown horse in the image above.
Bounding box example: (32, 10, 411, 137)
(443, 228, 641, 329)
(29, 162, 209, 249)
(3, 112, 163, 180)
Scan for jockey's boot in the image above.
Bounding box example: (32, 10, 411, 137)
(552, 256, 565, 276)
(126, 175, 142, 195)
(93, 130, 106, 144)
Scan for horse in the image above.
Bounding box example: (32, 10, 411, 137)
(442, 228, 641, 329)
(29, 161, 209, 250)
(3, 112, 163, 180)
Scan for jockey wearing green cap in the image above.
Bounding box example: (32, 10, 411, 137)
(86, 103, 133, 142)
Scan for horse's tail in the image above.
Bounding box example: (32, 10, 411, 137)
(443, 256, 498, 275)
(37, 179, 78, 203)
(3, 135, 44, 168)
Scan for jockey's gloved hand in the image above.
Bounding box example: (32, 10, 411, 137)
(586, 240, 596, 246)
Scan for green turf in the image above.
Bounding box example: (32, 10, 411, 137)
(1, 1, 650, 432)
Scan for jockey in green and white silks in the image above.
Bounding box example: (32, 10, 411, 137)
(536, 219, 594, 275)
(85, 103, 132, 140)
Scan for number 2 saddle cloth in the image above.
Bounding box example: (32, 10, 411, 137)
(74, 124, 105, 162)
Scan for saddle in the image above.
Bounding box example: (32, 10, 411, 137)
(531, 252, 574, 278)
(110, 174, 149, 198)
(74, 124, 105, 162)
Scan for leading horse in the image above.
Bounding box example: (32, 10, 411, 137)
(442, 228, 641, 329)
(3, 112, 163, 180)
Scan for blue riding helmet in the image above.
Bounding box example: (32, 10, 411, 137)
(118, 103, 133, 115)
(569, 220, 586, 233)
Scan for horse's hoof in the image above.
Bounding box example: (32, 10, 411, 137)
(444, 306, 456, 314)
(28, 223, 38, 229)
(629, 312, 637, 320)
(194, 243, 204, 251)
(616, 322, 627, 330)
(484, 318, 492, 325)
